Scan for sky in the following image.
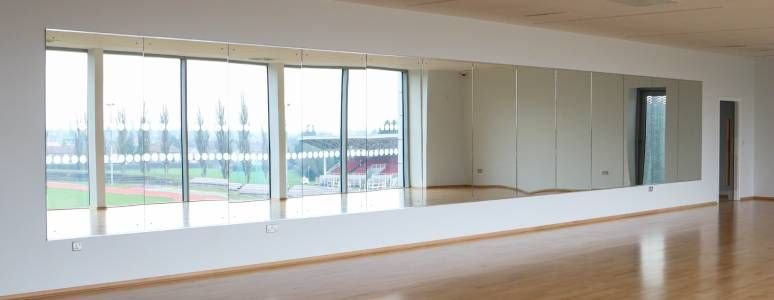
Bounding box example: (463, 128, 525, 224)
(46, 49, 404, 138)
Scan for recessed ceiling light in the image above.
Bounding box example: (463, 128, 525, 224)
(610, 0, 677, 7)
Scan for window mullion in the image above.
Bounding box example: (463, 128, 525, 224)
(180, 58, 190, 203)
(268, 63, 287, 201)
(87, 48, 106, 209)
(340, 68, 349, 194)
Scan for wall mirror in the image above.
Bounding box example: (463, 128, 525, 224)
(44, 29, 701, 239)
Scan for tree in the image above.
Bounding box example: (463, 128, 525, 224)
(260, 120, 269, 184)
(71, 113, 87, 169)
(116, 109, 134, 168)
(159, 105, 170, 176)
(195, 108, 209, 176)
(215, 100, 230, 179)
(137, 103, 150, 174)
(238, 96, 252, 183)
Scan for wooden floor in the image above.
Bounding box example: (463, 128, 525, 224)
(41, 200, 774, 299)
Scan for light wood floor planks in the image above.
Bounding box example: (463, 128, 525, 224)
(36, 200, 774, 299)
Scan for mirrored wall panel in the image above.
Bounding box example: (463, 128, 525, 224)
(472, 63, 517, 201)
(45, 29, 702, 239)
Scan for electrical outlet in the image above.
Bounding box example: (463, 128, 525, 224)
(72, 241, 83, 252)
(601, 170, 609, 175)
(265, 224, 279, 234)
(477, 168, 484, 174)
(648, 186, 655, 192)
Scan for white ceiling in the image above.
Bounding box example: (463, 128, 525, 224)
(341, 0, 774, 57)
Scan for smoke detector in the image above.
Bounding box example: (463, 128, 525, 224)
(610, 0, 677, 7)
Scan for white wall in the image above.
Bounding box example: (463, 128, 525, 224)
(426, 70, 472, 186)
(472, 65, 517, 188)
(592, 73, 625, 189)
(517, 66, 558, 192)
(557, 70, 592, 190)
(754, 58, 774, 197)
(0, 0, 757, 296)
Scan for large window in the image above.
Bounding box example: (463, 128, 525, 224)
(45, 33, 407, 214)
(349, 68, 405, 192)
(45, 50, 89, 209)
(186, 60, 270, 202)
(284, 66, 406, 198)
(637, 89, 667, 185)
(186, 59, 230, 201)
(103, 54, 184, 207)
(284, 67, 343, 197)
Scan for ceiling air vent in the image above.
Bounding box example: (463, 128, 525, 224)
(610, 0, 677, 7)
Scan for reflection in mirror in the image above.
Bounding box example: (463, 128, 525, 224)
(185, 42, 229, 202)
(591, 73, 625, 189)
(678, 80, 702, 181)
(472, 63, 517, 200)
(623, 75, 650, 186)
(365, 55, 419, 208)
(100, 36, 150, 207)
(285, 50, 364, 198)
(44, 29, 706, 240)
(517, 66, 557, 196)
(225, 44, 272, 202)
(423, 59, 474, 205)
(623, 76, 680, 186)
(364, 56, 425, 207)
(45, 31, 94, 210)
(556, 70, 591, 192)
(654, 78, 680, 184)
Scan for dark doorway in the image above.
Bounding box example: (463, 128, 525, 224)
(719, 101, 737, 201)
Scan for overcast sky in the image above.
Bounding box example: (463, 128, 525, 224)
(46, 49, 403, 137)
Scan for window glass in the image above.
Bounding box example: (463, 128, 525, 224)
(227, 62, 270, 201)
(104, 54, 182, 206)
(643, 95, 667, 184)
(142, 56, 183, 204)
(347, 68, 405, 192)
(187, 59, 229, 201)
(45, 50, 90, 209)
(366, 68, 404, 190)
(284, 67, 343, 197)
(103, 53, 145, 206)
(346, 69, 367, 192)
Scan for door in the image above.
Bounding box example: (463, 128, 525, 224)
(719, 101, 736, 201)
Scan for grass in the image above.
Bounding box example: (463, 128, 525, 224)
(47, 165, 307, 209)
(115, 166, 272, 184)
(46, 188, 89, 209)
(46, 188, 175, 209)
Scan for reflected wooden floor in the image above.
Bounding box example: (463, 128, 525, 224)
(47, 187, 519, 239)
(42, 200, 774, 299)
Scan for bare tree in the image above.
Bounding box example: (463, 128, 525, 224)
(71, 113, 87, 169)
(159, 105, 170, 176)
(195, 108, 209, 176)
(238, 96, 252, 183)
(116, 109, 134, 169)
(137, 103, 150, 174)
(215, 100, 230, 179)
(260, 122, 269, 183)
